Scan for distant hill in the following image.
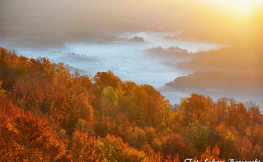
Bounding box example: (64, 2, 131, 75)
(166, 46, 263, 92)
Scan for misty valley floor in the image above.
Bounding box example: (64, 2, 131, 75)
(1, 32, 262, 109)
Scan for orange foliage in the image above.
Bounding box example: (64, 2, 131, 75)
(99, 134, 148, 161)
(71, 131, 102, 161)
(200, 145, 224, 162)
(0, 97, 69, 161)
(0, 48, 263, 161)
(177, 93, 212, 126)
(162, 133, 197, 161)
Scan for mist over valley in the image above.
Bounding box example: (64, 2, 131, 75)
(1, 0, 262, 107)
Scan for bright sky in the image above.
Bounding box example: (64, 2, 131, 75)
(206, 0, 263, 16)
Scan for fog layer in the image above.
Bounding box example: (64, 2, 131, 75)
(4, 32, 223, 105)
(13, 32, 220, 87)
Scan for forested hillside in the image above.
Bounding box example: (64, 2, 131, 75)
(1, 47, 263, 161)
(167, 46, 263, 92)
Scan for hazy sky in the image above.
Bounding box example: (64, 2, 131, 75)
(196, 0, 263, 13)
(182, 0, 263, 15)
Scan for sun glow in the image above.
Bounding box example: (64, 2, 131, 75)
(208, 0, 263, 17)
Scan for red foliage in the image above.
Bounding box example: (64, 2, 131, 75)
(0, 94, 69, 161)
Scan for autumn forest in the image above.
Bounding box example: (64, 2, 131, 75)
(1, 0, 263, 161)
(0, 47, 262, 161)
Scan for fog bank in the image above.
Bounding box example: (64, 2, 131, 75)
(2, 32, 222, 104)
(1, 32, 261, 109)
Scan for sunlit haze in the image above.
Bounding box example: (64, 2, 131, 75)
(207, 0, 263, 17)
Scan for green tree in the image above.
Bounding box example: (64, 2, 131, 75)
(101, 86, 118, 105)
